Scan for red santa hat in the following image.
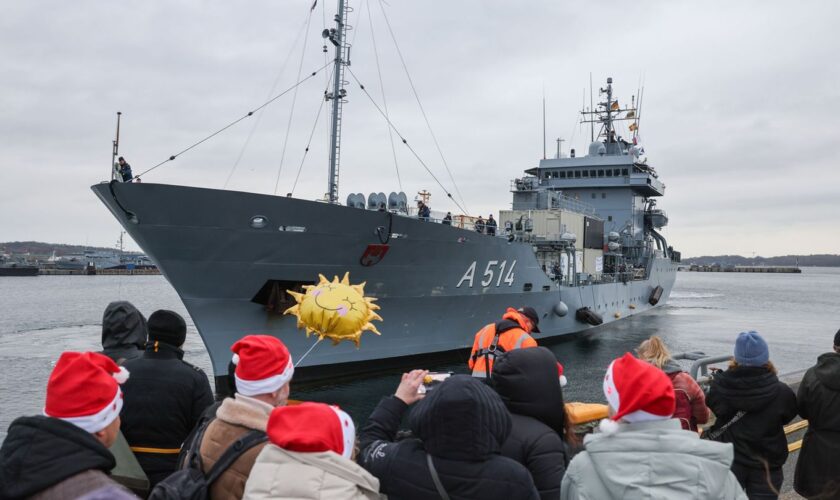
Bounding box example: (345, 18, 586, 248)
(557, 362, 568, 388)
(231, 335, 293, 396)
(44, 352, 129, 433)
(600, 352, 675, 433)
(266, 402, 356, 459)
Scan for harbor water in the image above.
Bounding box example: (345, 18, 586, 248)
(1, 268, 838, 440)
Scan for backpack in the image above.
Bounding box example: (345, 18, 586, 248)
(667, 372, 695, 431)
(148, 420, 267, 500)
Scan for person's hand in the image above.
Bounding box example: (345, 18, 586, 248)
(395, 369, 429, 405)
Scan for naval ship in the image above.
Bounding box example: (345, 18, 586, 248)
(92, 1, 679, 390)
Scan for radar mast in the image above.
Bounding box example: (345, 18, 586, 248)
(323, 0, 352, 203)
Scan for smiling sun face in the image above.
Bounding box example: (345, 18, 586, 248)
(284, 272, 382, 347)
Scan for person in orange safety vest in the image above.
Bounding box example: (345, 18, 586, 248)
(468, 306, 540, 378)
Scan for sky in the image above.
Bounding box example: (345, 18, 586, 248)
(1, 1, 839, 257)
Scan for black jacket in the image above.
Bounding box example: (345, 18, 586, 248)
(120, 342, 214, 485)
(0, 416, 117, 499)
(100, 301, 147, 364)
(794, 352, 840, 498)
(359, 375, 539, 500)
(492, 347, 569, 500)
(706, 365, 797, 470)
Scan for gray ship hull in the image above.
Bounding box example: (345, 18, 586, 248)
(92, 182, 676, 382)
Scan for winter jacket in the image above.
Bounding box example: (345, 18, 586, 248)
(662, 359, 709, 431)
(120, 342, 214, 486)
(0, 416, 135, 499)
(100, 301, 147, 364)
(359, 375, 539, 500)
(705, 365, 797, 470)
(244, 444, 381, 499)
(492, 347, 569, 500)
(198, 394, 272, 499)
(469, 309, 538, 377)
(560, 419, 747, 500)
(795, 352, 840, 498)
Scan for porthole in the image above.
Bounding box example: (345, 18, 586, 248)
(250, 215, 268, 229)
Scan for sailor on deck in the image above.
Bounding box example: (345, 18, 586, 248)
(485, 214, 497, 236)
(475, 216, 485, 234)
(468, 307, 540, 378)
(116, 157, 133, 183)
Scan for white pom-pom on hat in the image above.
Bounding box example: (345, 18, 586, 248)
(232, 353, 240, 365)
(599, 418, 620, 434)
(559, 375, 568, 387)
(113, 366, 130, 384)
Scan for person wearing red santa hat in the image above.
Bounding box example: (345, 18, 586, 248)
(0, 352, 137, 499)
(120, 309, 214, 488)
(243, 402, 380, 499)
(189, 334, 295, 500)
(560, 353, 747, 500)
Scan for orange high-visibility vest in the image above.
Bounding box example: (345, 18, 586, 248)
(468, 320, 537, 378)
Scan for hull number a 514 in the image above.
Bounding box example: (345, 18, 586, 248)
(456, 260, 516, 288)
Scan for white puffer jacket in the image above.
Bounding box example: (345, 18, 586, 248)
(561, 419, 747, 500)
(243, 444, 382, 500)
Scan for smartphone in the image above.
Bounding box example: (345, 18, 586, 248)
(418, 372, 452, 394)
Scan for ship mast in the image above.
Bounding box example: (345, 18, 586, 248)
(580, 77, 638, 149)
(324, 0, 352, 203)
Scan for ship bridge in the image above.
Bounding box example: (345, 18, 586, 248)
(525, 156, 665, 198)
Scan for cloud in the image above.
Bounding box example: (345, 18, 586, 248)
(1, 0, 839, 256)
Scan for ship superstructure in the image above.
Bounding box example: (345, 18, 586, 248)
(91, 2, 678, 390)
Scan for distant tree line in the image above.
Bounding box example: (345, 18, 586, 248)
(1, 241, 116, 256)
(683, 254, 840, 267)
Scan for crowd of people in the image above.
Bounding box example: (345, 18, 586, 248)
(0, 301, 838, 500)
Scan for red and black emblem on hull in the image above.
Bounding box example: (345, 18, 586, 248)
(360, 244, 390, 267)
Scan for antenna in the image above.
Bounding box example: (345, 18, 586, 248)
(589, 73, 594, 142)
(542, 87, 547, 160)
(636, 84, 645, 139)
(556, 137, 565, 158)
(111, 111, 122, 180)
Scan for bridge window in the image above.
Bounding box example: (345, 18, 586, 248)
(606, 169, 613, 177)
(622, 168, 629, 176)
(591, 193, 596, 199)
(574, 171, 581, 178)
(613, 168, 621, 176)
(583, 170, 589, 178)
(598, 169, 604, 177)
(553, 171, 558, 178)
(544, 171, 551, 179)
(559, 171, 566, 178)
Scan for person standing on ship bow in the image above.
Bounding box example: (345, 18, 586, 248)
(469, 306, 540, 378)
(116, 157, 133, 183)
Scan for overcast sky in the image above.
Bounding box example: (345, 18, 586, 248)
(2, 1, 838, 257)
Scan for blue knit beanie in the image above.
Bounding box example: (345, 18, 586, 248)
(734, 331, 769, 367)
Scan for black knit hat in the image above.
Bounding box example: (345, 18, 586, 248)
(148, 310, 187, 347)
(834, 329, 840, 349)
(518, 306, 540, 333)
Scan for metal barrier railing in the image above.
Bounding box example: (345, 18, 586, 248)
(672, 351, 809, 452)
